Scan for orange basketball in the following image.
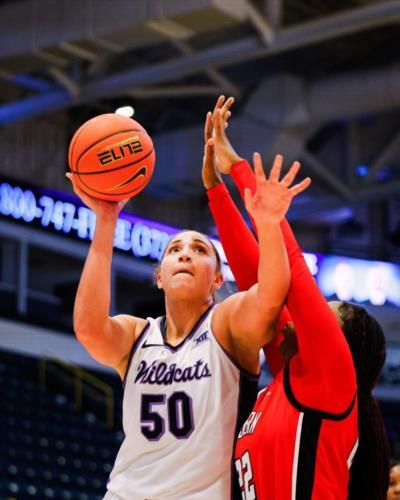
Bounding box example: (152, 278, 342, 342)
(68, 113, 155, 201)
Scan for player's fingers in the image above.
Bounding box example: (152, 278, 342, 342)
(220, 97, 235, 120)
(218, 109, 229, 139)
(205, 139, 214, 157)
(268, 154, 283, 183)
(203, 140, 216, 168)
(213, 95, 225, 116)
(204, 111, 213, 143)
(221, 110, 231, 131)
(253, 152, 267, 184)
(65, 172, 77, 189)
(118, 198, 130, 210)
(66, 172, 84, 197)
(289, 177, 312, 196)
(281, 161, 301, 187)
(214, 109, 224, 138)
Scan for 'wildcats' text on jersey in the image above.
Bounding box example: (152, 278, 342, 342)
(134, 358, 212, 385)
(105, 304, 259, 500)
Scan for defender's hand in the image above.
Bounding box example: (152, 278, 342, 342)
(211, 96, 243, 174)
(244, 153, 311, 226)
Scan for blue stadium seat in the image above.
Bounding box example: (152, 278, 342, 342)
(0, 350, 132, 498)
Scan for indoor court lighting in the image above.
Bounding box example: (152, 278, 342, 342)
(115, 106, 134, 117)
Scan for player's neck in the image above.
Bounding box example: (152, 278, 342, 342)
(164, 299, 212, 345)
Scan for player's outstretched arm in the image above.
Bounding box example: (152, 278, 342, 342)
(227, 162, 356, 411)
(204, 98, 293, 375)
(67, 174, 146, 377)
(202, 102, 260, 291)
(213, 153, 310, 372)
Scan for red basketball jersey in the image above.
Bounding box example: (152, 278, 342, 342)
(235, 365, 358, 500)
(207, 159, 359, 499)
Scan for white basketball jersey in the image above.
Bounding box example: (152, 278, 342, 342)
(105, 304, 258, 500)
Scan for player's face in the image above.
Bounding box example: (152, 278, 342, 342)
(388, 465, 400, 500)
(157, 231, 223, 300)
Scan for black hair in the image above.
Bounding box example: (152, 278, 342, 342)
(338, 302, 390, 500)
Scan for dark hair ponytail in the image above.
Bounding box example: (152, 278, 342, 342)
(339, 302, 390, 500)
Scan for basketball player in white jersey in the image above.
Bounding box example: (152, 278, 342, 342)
(67, 139, 310, 499)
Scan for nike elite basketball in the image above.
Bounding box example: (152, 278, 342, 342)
(68, 113, 155, 201)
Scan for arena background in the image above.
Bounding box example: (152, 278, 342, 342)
(0, 1, 399, 498)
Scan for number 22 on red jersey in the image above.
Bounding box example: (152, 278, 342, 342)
(235, 450, 257, 500)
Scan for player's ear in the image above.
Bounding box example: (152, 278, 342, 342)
(213, 271, 224, 290)
(154, 265, 163, 290)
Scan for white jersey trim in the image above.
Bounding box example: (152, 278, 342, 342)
(347, 438, 359, 469)
(291, 412, 304, 500)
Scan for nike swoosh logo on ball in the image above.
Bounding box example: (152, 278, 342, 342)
(106, 166, 147, 191)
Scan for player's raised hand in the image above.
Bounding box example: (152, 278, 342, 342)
(66, 173, 128, 219)
(211, 96, 243, 174)
(244, 153, 311, 226)
(202, 95, 234, 189)
(202, 111, 222, 190)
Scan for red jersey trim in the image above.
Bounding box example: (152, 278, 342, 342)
(284, 361, 357, 420)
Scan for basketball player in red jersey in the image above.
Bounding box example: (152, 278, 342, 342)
(202, 96, 389, 499)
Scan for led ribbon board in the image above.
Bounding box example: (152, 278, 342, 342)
(0, 178, 399, 307)
(0, 178, 233, 279)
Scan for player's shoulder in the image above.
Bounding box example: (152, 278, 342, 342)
(113, 313, 148, 335)
(212, 291, 245, 323)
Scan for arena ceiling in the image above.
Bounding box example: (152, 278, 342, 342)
(0, 0, 400, 260)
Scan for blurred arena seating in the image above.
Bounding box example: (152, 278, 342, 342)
(0, 346, 400, 500)
(0, 349, 123, 500)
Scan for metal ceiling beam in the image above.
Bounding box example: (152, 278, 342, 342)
(91, 0, 400, 93)
(0, 0, 248, 59)
(246, 0, 274, 45)
(90, 37, 124, 54)
(33, 49, 69, 67)
(58, 42, 99, 63)
(0, 69, 55, 92)
(0, 90, 70, 124)
(146, 19, 195, 40)
(0, 1, 400, 124)
(270, 0, 400, 53)
(264, 0, 283, 29)
(367, 129, 400, 182)
(170, 39, 240, 97)
(126, 85, 222, 98)
(47, 67, 80, 96)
